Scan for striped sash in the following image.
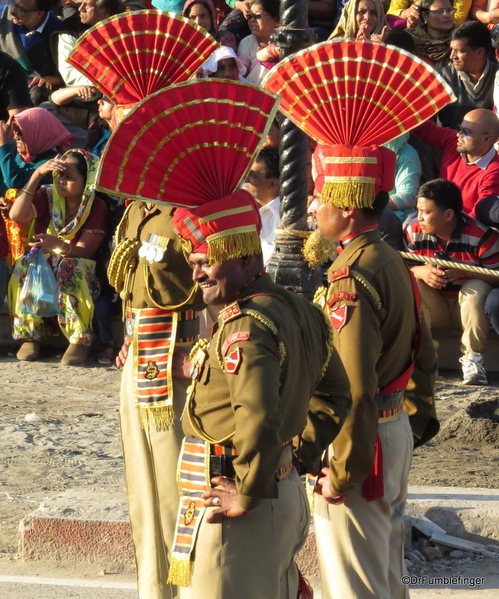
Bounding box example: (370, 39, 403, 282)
(133, 308, 178, 429)
(168, 437, 211, 587)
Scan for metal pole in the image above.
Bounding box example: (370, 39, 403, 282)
(266, 0, 319, 299)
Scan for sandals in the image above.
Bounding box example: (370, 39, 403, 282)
(97, 342, 117, 366)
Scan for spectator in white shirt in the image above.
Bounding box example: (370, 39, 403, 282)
(244, 146, 280, 265)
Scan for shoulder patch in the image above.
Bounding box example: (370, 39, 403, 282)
(329, 266, 351, 283)
(220, 303, 243, 323)
(224, 347, 242, 374)
(329, 305, 350, 331)
(222, 331, 251, 356)
(327, 290, 357, 306)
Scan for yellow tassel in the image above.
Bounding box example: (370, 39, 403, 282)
(321, 180, 375, 209)
(207, 232, 262, 265)
(139, 405, 175, 431)
(167, 557, 192, 587)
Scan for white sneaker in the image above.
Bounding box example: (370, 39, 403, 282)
(460, 353, 488, 386)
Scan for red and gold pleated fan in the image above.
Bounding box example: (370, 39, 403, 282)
(67, 10, 219, 107)
(262, 39, 456, 146)
(95, 80, 280, 207)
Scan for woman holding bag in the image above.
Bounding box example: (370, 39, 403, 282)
(7, 149, 107, 365)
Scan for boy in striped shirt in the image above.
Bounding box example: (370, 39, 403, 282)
(404, 178, 499, 385)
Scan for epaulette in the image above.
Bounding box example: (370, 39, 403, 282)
(216, 306, 286, 370)
(219, 302, 243, 324)
(328, 265, 382, 311)
(329, 265, 351, 283)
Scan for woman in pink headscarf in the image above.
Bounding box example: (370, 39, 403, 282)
(0, 107, 74, 195)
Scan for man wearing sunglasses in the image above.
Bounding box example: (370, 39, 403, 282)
(412, 107, 499, 215)
(0, 0, 62, 105)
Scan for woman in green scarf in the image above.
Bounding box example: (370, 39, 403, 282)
(409, 0, 456, 69)
(8, 149, 107, 365)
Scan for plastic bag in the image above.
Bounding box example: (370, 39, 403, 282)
(20, 248, 60, 317)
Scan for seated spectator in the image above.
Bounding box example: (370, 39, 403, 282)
(384, 132, 422, 220)
(411, 108, 499, 215)
(262, 116, 279, 148)
(438, 22, 498, 129)
(244, 146, 280, 264)
(0, 50, 31, 121)
(384, 26, 417, 51)
(409, 0, 455, 69)
(308, 0, 336, 41)
(0, 107, 73, 195)
(49, 86, 113, 156)
(237, 0, 279, 85)
(0, 0, 63, 106)
(183, 0, 237, 49)
(470, 0, 499, 24)
(8, 149, 107, 365)
(200, 45, 247, 80)
(388, 0, 470, 26)
(328, 0, 387, 41)
(52, 0, 124, 88)
(404, 178, 499, 385)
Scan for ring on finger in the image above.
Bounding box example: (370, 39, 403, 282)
(212, 497, 220, 506)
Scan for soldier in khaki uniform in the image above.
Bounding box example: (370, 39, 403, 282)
(306, 154, 439, 599)
(167, 191, 352, 599)
(111, 202, 204, 599)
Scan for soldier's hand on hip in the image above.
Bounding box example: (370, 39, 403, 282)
(317, 467, 346, 505)
(202, 476, 254, 522)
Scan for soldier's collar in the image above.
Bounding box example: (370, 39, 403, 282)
(339, 224, 378, 251)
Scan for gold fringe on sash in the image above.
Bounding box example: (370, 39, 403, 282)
(139, 404, 175, 431)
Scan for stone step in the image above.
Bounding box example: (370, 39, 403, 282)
(19, 485, 499, 569)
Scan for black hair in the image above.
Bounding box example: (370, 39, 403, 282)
(66, 151, 88, 182)
(35, 0, 56, 12)
(250, 0, 280, 21)
(256, 146, 280, 179)
(452, 21, 491, 53)
(360, 191, 389, 220)
(417, 178, 463, 213)
(419, 0, 454, 16)
(96, 0, 125, 17)
(384, 30, 416, 54)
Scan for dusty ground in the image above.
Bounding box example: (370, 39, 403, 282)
(0, 348, 498, 592)
(411, 370, 499, 490)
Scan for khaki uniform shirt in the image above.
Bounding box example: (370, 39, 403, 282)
(120, 202, 204, 312)
(182, 273, 351, 510)
(317, 228, 439, 496)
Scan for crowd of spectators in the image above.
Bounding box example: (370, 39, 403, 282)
(1, 0, 499, 381)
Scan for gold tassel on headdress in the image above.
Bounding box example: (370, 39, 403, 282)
(206, 230, 262, 265)
(321, 178, 376, 209)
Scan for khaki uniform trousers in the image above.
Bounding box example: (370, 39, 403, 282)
(315, 411, 413, 599)
(120, 348, 187, 599)
(417, 279, 492, 355)
(178, 468, 310, 599)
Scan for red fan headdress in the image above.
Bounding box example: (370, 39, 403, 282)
(263, 40, 456, 208)
(67, 10, 219, 120)
(96, 80, 279, 264)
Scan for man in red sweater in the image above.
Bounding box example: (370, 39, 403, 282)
(413, 109, 499, 215)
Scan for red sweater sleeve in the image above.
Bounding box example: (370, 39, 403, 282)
(412, 119, 457, 153)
